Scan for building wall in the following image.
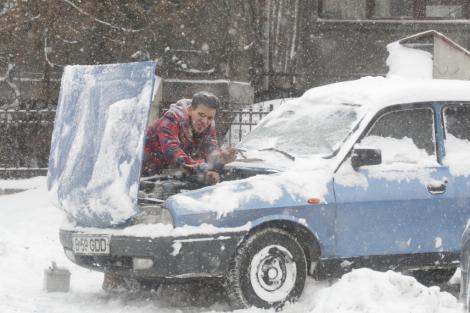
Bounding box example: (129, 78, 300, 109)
(299, 19, 470, 90)
(0, 0, 470, 104)
(296, 0, 470, 92)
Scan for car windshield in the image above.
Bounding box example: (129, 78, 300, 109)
(238, 100, 362, 157)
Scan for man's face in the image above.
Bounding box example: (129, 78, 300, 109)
(189, 104, 216, 134)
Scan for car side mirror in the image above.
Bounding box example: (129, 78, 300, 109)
(351, 148, 382, 169)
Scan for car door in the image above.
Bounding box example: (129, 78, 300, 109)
(333, 103, 457, 258)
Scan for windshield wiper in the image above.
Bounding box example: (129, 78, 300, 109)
(258, 147, 295, 161)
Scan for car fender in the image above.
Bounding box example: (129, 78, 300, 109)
(243, 214, 322, 258)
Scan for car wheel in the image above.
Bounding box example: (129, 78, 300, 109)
(225, 228, 307, 309)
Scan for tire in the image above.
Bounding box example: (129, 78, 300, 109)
(225, 228, 307, 309)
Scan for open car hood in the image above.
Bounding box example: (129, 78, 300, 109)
(47, 61, 157, 227)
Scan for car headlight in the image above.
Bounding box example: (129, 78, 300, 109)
(133, 204, 174, 226)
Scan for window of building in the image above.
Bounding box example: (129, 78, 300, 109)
(319, 0, 470, 20)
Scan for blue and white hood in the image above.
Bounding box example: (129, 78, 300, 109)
(47, 61, 158, 228)
(165, 155, 335, 219)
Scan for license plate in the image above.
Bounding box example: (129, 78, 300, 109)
(72, 234, 110, 255)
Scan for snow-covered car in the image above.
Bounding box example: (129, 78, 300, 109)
(49, 62, 470, 309)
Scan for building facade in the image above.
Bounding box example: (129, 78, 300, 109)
(0, 0, 469, 105)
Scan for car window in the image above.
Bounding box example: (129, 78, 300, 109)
(443, 103, 470, 176)
(444, 104, 470, 141)
(359, 108, 436, 164)
(239, 101, 361, 156)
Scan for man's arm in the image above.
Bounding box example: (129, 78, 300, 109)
(203, 126, 237, 169)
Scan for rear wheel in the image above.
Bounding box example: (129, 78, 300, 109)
(225, 228, 307, 309)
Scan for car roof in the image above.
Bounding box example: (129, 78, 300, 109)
(301, 77, 470, 112)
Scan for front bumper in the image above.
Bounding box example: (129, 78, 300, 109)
(60, 228, 246, 279)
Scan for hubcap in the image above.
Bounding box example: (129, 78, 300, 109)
(250, 245, 297, 303)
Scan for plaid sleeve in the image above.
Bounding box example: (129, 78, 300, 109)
(143, 122, 162, 175)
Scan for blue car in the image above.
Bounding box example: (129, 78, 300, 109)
(51, 66, 470, 309)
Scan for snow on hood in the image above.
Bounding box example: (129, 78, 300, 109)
(167, 158, 333, 217)
(47, 61, 157, 227)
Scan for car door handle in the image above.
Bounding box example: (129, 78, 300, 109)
(427, 181, 447, 195)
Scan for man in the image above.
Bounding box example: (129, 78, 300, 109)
(142, 91, 236, 184)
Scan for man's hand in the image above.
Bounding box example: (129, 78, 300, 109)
(205, 171, 220, 185)
(220, 147, 237, 164)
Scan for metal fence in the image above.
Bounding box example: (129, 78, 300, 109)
(0, 107, 56, 178)
(0, 102, 275, 179)
(220, 104, 274, 147)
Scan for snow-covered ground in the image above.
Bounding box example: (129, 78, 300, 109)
(0, 177, 464, 313)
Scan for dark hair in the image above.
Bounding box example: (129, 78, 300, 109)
(191, 91, 220, 110)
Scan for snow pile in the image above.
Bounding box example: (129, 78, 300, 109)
(386, 41, 433, 79)
(298, 269, 460, 313)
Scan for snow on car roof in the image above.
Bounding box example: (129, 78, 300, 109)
(301, 76, 470, 112)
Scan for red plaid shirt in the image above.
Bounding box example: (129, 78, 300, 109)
(143, 99, 220, 175)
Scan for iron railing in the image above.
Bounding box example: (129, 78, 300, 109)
(0, 107, 56, 178)
(220, 104, 274, 147)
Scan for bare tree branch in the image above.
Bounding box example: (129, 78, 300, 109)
(0, 13, 40, 32)
(63, 0, 144, 33)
